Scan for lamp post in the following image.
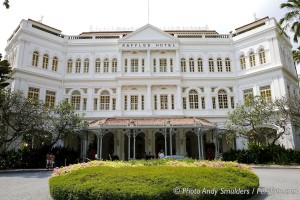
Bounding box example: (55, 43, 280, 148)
(160, 120, 177, 156)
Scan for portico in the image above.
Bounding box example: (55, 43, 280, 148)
(77, 117, 225, 161)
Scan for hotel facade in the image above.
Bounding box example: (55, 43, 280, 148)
(4, 17, 300, 160)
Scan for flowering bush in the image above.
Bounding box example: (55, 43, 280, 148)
(51, 159, 252, 177)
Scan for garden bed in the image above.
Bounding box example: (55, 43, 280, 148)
(49, 160, 259, 200)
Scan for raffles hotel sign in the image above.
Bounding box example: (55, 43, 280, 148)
(119, 43, 178, 50)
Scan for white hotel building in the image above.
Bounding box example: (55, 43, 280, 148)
(4, 17, 300, 160)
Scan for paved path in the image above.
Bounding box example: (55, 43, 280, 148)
(0, 171, 52, 200)
(251, 168, 300, 200)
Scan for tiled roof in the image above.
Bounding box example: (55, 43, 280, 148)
(89, 117, 214, 129)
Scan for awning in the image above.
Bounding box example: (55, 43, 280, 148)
(89, 117, 215, 130)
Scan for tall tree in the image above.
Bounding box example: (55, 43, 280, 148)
(0, 90, 49, 152)
(3, 0, 9, 9)
(279, 0, 300, 42)
(0, 54, 11, 89)
(47, 100, 87, 148)
(226, 96, 288, 146)
(292, 46, 300, 63)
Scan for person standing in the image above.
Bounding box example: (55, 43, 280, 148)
(46, 153, 51, 169)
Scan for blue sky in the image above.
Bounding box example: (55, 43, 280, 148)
(0, 0, 293, 55)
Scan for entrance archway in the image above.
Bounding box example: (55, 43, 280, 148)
(102, 132, 114, 160)
(155, 132, 176, 156)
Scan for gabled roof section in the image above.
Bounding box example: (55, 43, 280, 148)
(119, 24, 178, 42)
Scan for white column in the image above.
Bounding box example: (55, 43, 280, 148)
(133, 133, 137, 159)
(175, 50, 180, 73)
(147, 50, 151, 73)
(177, 85, 182, 110)
(205, 86, 212, 110)
(87, 88, 93, 111)
(146, 85, 152, 113)
(116, 86, 122, 113)
(118, 50, 122, 74)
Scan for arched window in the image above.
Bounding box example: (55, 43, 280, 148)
(218, 89, 228, 109)
(84, 58, 89, 73)
(189, 90, 199, 109)
(249, 52, 256, 67)
(100, 90, 110, 110)
(209, 58, 214, 72)
(112, 58, 117, 73)
(75, 59, 81, 73)
(225, 58, 231, 72)
(67, 59, 73, 73)
(103, 58, 109, 73)
(181, 58, 186, 72)
(189, 58, 195, 72)
(259, 49, 266, 64)
(71, 90, 81, 110)
(42, 54, 49, 69)
(217, 58, 222, 72)
(52, 56, 58, 71)
(95, 58, 101, 73)
(197, 58, 203, 72)
(32, 51, 39, 67)
(240, 55, 246, 69)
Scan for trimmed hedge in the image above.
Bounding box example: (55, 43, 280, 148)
(0, 146, 79, 169)
(222, 144, 300, 165)
(49, 162, 259, 200)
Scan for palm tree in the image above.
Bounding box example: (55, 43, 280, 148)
(279, 0, 300, 42)
(3, 0, 9, 9)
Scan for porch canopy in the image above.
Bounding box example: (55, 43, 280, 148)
(79, 117, 221, 160)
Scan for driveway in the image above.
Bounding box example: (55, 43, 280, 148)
(0, 171, 52, 200)
(251, 168, 300, 200)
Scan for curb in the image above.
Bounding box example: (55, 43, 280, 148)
(251, 165, 300, 169)
(0, 169, 53, 173)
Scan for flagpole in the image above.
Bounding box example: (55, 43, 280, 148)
(148, 0, 150, 24)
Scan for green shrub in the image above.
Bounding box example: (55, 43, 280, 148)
(222, 144, 300, 165)
(49, 162, 258, 200)
(0, 146, 80, 169)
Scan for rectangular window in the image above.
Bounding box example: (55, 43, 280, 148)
(171, 94, 175, 110)
(124, 95, 128, 110)
(131, 59, 138, 72)
(83, 98, 87, 111)
(112, 60, 117, 73)
(170, 58, 173, 72)
(212, 97, 216, 109)
(260, 85, 272, 102)
(130, 95, 138, 110)
(95, 60, 101, 73)
(154, 95, 157, 110)
(209, 60, 214, 72)
(94, 98, 98, 110)
(198, 59, 203, 72)
(159, 58, 167, 72)
(45, 90, 56, 107)
(181, 59, 186, 72)
(141, 95, 144, 110)
(142, 59, 145, 72)
(231, 96, 235, 108)
(75, 60, 81, 73)
(243, 89, 253, 101)
(124, 59, 128, 73)
(153, 58, 156, 72)
(112, 98, 116, 110)
(103, 60, 109, 73)
(84, 60, 89, 73)
(160, 95, 168, 110)
(201, 97, 205, 109)
(183, 97, 187, 109)
(28, 87, 39, 100)
(67, 61, 72, 73)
